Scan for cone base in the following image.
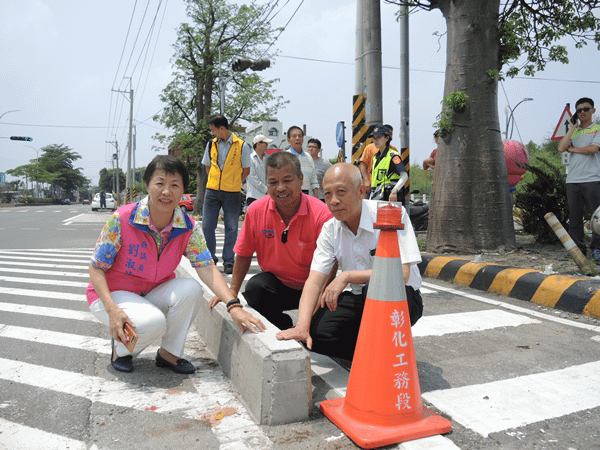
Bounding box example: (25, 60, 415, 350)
(320, 397, 452, 449)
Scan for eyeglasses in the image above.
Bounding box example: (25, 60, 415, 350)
(576, 107, 592, 114)
(281, 228, 289, 243)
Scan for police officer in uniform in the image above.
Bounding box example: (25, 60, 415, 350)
(369, 125, 408, 202)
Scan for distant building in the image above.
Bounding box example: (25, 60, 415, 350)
(242, 118, 314, 153)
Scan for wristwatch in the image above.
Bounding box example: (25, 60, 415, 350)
(226, 298, 241, 308)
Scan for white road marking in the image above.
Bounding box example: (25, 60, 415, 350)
(63, 213, 84, 225)
(0, 355, 272, 449)
(0, 275, 88, 288)
(411, 309, 541, 337)
(0, 417, 87, 450)
(0, 254, 90, 263)
(0, 303, 95, 321)
(0, 286, 86, 301)
(422, 281, 600, 333)
(423, 360, 600, 437)
(0, 260, 88, 270)
(0, 324, 120, 354)
(0, 267, 89, 277)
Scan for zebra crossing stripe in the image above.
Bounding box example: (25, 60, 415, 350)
(0, 276, 88, 288)
(0, 417, 87, 450)
(0, 267, 89, 277)
(0, 302, 95, 321)
(0, 356, 271, 448)
(0, 260, 88, 270)
(411, 309, 541, 337)
(0, 254, 91, 263)
(0, 286, 86, 301)
(423, 360, 600, 437)
(0, 324, 111, 353)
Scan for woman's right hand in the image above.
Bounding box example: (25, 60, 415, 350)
(108, 306, 134, 344)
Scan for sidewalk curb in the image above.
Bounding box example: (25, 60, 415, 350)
(418, 255, 600, 320)
(175, 259, 312, 425)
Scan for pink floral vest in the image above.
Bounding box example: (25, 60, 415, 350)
(86, 202, 195, 305)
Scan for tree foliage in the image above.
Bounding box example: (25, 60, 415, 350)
(153, 0, 287, 214)
(98, 168, 127, 193)
(514, 157, 568, 244)
(7, 144, 88, 197)
(384, 0, 600, 253)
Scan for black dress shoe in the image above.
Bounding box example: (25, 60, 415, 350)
(155, 350, 195, 374)
(111, 338, 133, 372)
(224, 265, 233, 275)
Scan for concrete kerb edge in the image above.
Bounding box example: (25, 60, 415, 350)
(418, 254, 600, 320)
(175, 258, 312, 425)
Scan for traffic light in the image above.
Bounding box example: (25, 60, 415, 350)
(10, 136, 33, 141)
(232, 58, 252, 72)
(232, 58, 271, 72)
(250, 58, 270, 71)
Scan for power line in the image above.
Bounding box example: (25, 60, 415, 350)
(258, 0, 306, 59)
(277, 54, 600, 83)
(0, 122, 128, 129)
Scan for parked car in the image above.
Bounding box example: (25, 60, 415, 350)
(61, 198, 71, 205)
(82, 198, 90, 205)
(179, 194, 196, 212)
(91, 192, 117, 211)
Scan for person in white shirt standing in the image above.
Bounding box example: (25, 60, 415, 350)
(306, 138, 332, 201)
(286, 125, 319, 197)
(559, 97, 600, 262)
(246, 134, 271, 208)
(276, 163, 423, 361)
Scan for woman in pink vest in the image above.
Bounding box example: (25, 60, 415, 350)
(88, 155, 265, 373)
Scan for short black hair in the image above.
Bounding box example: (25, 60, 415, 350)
(207, 114, 229, 130)
(287, 125, 303, 137)
(265, 151, 303, 179)
(144, 155, 189, 192)
(307, 138, 321, 149)
(576, 97, 594, 108)
(433, 130, 441, 137)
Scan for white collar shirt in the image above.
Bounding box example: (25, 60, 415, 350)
(311, 200, 422, 294)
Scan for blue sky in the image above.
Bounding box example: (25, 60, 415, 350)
(1, 0, 598, 186)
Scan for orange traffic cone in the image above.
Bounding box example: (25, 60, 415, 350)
(320, 203, 451, 449)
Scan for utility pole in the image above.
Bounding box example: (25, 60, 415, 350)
(133, 125, 137, 200)
(106, 140, 120, 206)
(352, 0, 383, 163)
(399, 2, 410, 209)
(363, 0, 383, 127)
(112, 80, 134, 204)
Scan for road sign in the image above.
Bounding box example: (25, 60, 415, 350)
(551, 105, 573, 141)
(336, 121, 344, 148)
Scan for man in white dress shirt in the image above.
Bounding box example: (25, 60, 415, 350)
(276, 163, 423, 360)
(246, 134, 271, 207)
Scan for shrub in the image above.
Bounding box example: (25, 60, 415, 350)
(514, 157, 568, 244)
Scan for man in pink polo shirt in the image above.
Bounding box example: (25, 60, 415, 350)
(210, 151, 332, 329)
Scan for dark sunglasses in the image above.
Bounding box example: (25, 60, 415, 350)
(576, 107, 592, 114)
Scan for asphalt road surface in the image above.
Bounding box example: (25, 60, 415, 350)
(1, 204, 599, 449)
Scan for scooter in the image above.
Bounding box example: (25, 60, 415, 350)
(409, 190, 429, 231)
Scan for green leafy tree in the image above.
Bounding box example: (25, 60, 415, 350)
(385, 0, 600, 253)
(8, 144, 88, 198)
(98, 168, 126, 193)
(153, 0, 287, 214)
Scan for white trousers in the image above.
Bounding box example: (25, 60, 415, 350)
(90, 278, 202, 358)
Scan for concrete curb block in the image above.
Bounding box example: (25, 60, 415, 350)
(175, 259, 312, 425)
(418, 255, 600, 320)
